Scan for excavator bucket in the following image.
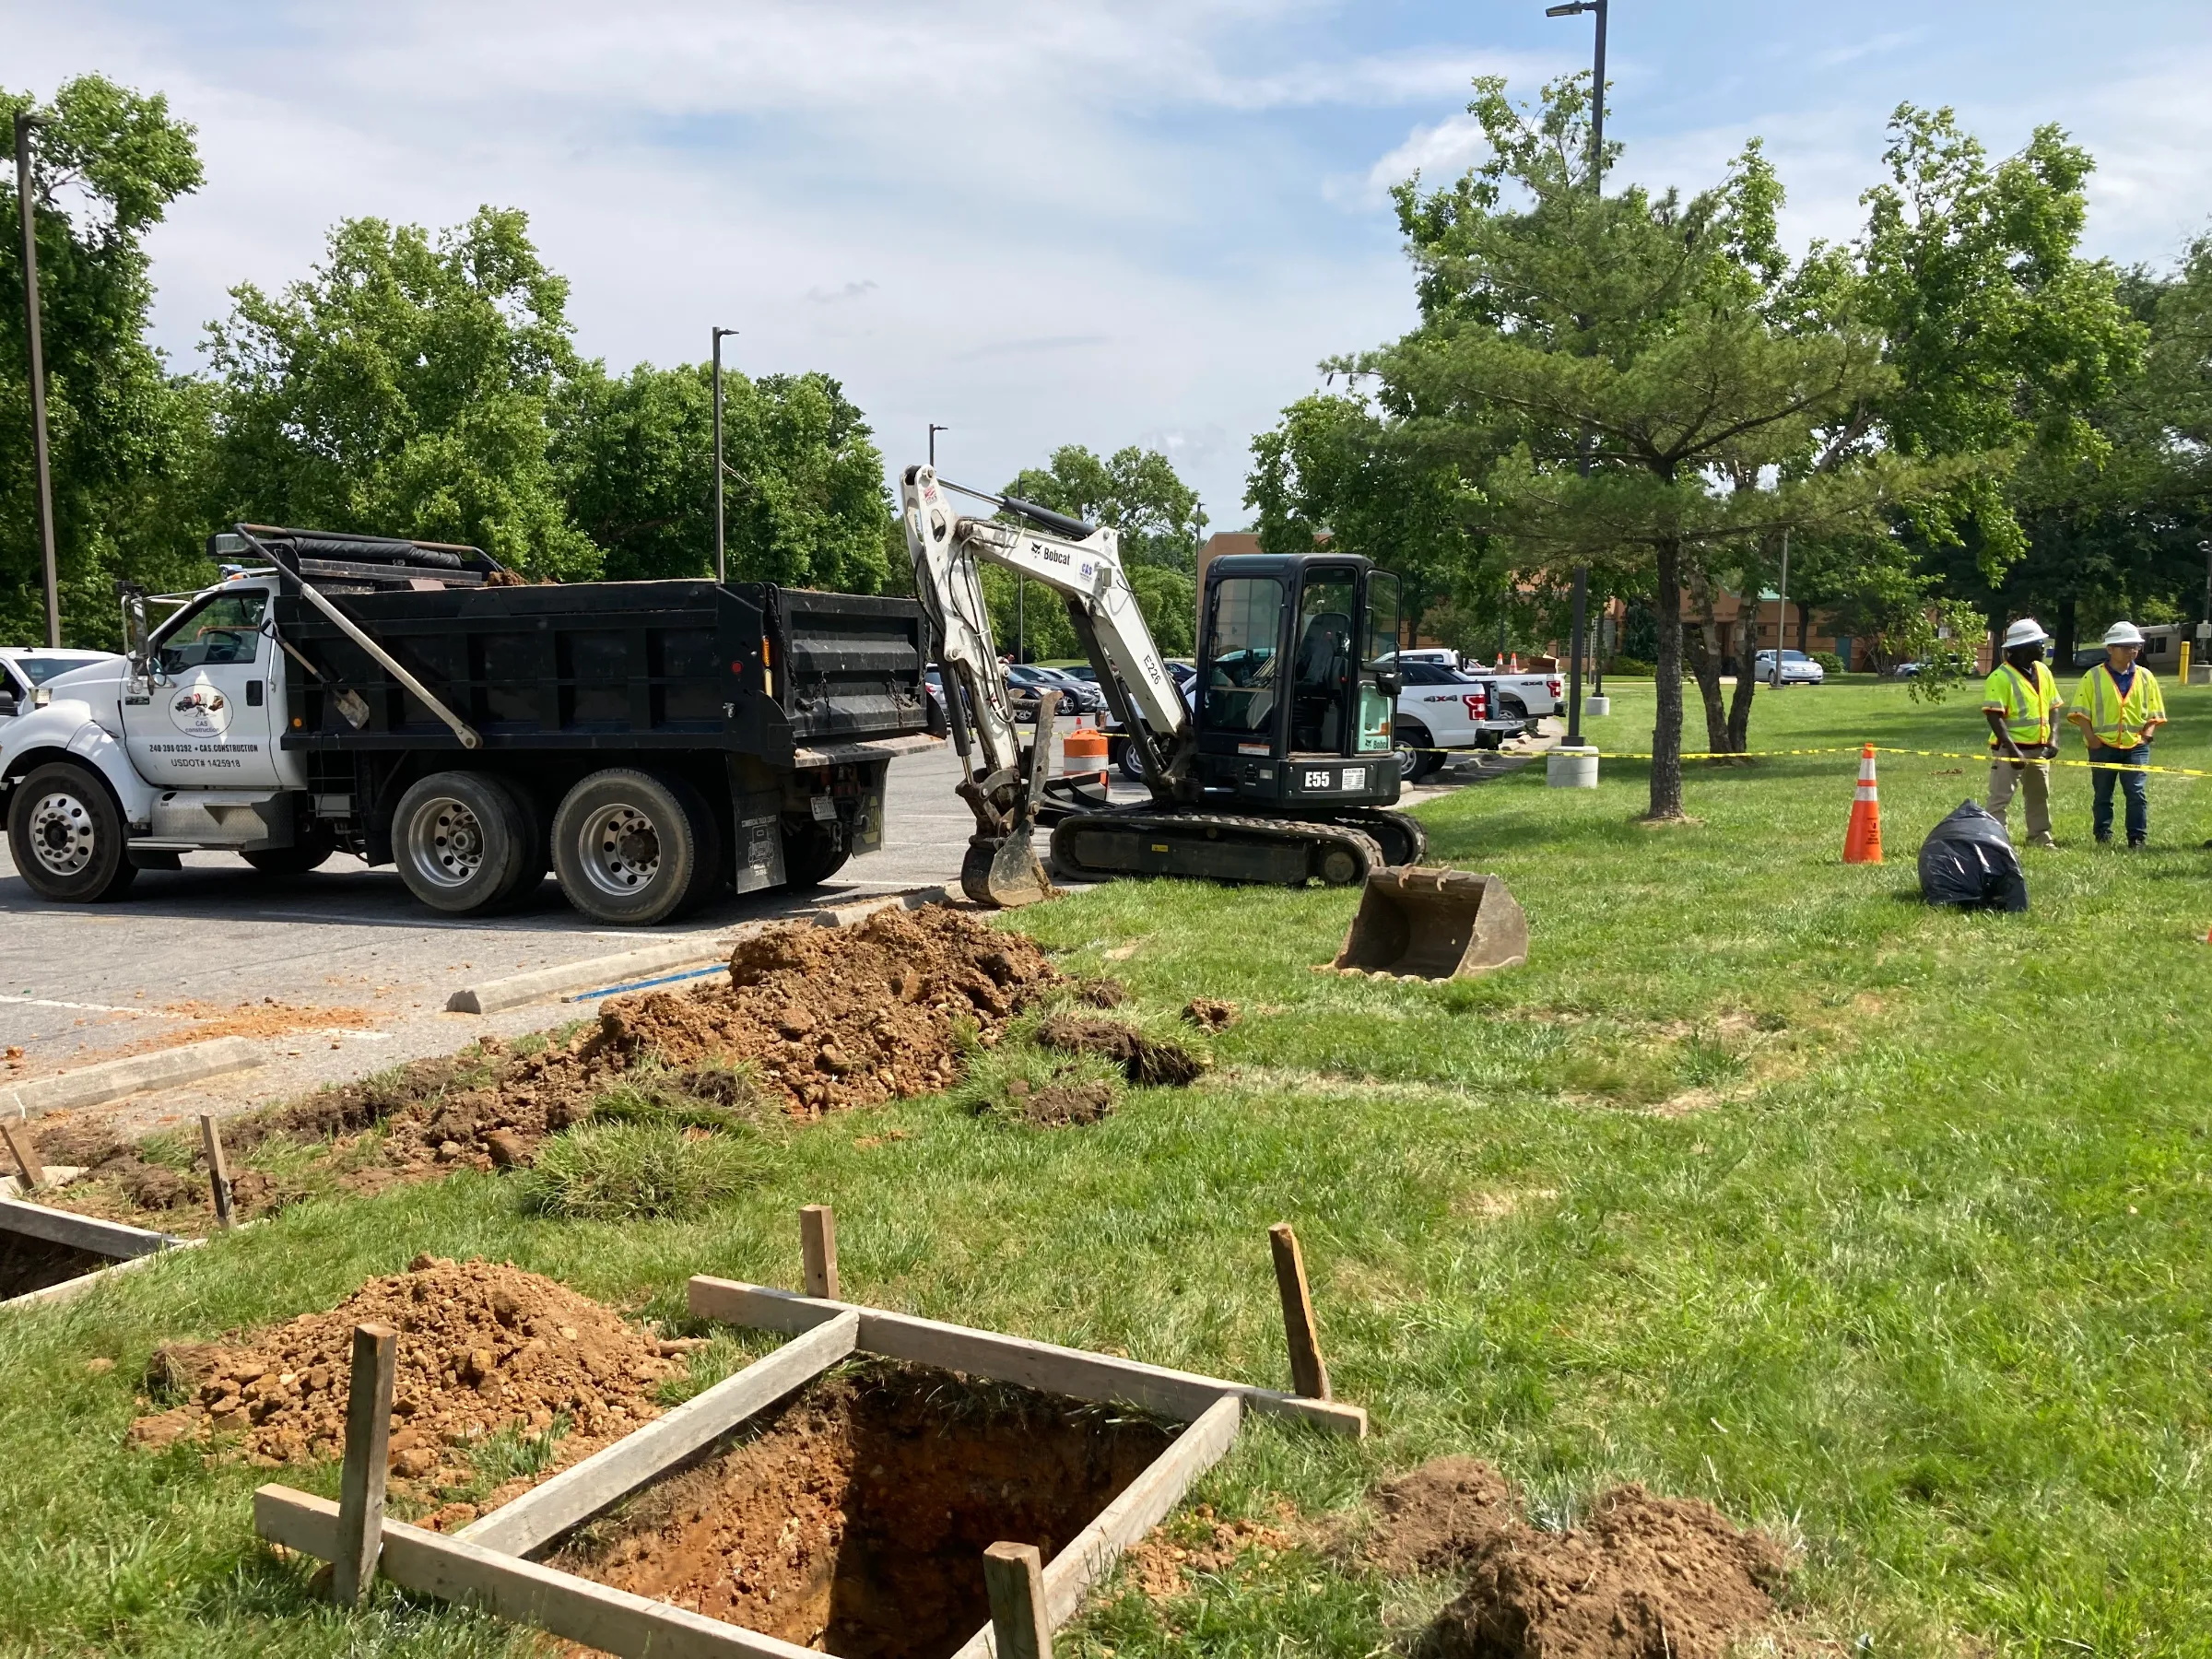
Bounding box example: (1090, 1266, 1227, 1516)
(960, 832, 1055, 908)
(959, 691, 1060, 908)
(1330, 866, 1528, 980)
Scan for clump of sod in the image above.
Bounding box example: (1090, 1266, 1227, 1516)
(519, 1122, 764, 1220)
(589, 1061, 761, 1131)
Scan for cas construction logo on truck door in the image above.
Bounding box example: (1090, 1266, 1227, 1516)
(170, 685, 233, 739)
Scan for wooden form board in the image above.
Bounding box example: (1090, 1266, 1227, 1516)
(253, 1283, 1331, 1658)
(0, 1194, 184, 1260)
(686, 1277, 1368, 1438)
(453, 1311, 859, 1559)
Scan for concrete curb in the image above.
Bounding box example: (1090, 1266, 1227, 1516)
(1, 1037, 265, 1123)
(447, 938, 734, 1016)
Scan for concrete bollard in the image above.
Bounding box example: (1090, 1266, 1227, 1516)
(1547, 745, 1600, 788)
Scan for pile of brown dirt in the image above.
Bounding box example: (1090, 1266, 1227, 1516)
(582, 905, 1060, 1119)
(1356, 1456, 1521, 1576)
(1354, 1460, 1787, 1659)
(40, 906, 1061, 1230)
(127, 1256, 679, 1524)
(1036, 1014, 1206, 1087)
(1124, 1501, 1294, 1600)
(1182, 997, 1241, 1031)
(553, 1362, 1173, 1659)
(1006, 1073, 1117, 1127)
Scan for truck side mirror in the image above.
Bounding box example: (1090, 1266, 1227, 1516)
(1375, 670, 1403, 697)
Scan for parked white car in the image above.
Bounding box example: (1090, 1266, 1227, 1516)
(1752, 649, 1826, 686)
(0, 648, 124, 720)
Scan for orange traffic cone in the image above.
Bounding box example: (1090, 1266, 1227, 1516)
(1843, 744, 1882, 864)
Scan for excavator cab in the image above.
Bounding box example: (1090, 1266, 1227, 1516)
(1188, 554, 1405, 812)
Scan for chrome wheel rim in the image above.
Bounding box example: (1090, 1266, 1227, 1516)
(28, 791, 95, 877)
(578, 802, 662, 899)
(405, 795, 488, 889)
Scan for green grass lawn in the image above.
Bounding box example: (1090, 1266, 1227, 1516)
(6, 678, 2212, 1657)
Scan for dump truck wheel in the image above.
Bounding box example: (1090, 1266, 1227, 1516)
(394, 771, 530, 914)
(6, 762, 138, 902)
(551, 769, 719, 925)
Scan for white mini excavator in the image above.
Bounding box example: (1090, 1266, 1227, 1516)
(900, 464, 1429, 908)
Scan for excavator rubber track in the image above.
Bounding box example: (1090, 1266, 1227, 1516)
(1048, 807, 1392, 889)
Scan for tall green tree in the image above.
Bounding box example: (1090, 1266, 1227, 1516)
(1003, 444, 1204, 571)
(1341, 77, 1974, 818)
(1246, 391, 1483, 648)
(205, 207, 600, 580)
(555, 361, 894, 591)
(1856, 107, 2144, 582)
(1, 76, 208, 645)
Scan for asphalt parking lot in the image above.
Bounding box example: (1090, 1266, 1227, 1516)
(0, 728, 1539, 1136)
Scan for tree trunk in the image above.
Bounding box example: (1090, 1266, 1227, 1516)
(1683, 569, 1730, 753)
(1649, 540, 1686, 819)
(2056, 598, 2077, 672)
(1725, 603, 1758, 752)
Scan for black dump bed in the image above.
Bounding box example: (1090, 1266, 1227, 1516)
(269, 575, 931, 765)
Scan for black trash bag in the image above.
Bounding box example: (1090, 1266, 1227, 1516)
(1918, 799, 2029, 912)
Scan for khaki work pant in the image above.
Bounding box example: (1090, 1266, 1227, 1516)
(1986, 757, 2053, 844)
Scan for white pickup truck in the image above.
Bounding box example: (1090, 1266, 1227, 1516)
(1394, 648, 1562, 720)
(1387, 660, 1541, 782)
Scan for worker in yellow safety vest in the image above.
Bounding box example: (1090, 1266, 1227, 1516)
(1982, 618, 2062, 848)
(2065, 619, 2168, 847)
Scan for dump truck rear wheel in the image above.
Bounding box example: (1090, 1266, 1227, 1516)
(551, 769, 719, 925)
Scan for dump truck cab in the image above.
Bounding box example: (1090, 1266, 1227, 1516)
(1186, 552, 1404, 812)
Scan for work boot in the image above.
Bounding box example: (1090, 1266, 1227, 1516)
(2028, 833, 2058, 850)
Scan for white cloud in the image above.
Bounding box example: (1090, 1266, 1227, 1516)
(12, 0, 2212, 534)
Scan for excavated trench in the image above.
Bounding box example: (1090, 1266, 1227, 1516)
(0, 1225, 115, 1301)
(551, 1362, 1177, 1659)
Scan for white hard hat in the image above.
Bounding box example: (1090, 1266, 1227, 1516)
(2002, 618, 2048, 649)
(2102, 620, 2145, 647)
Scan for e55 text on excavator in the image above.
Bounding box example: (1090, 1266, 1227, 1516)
(900, 464, 1428, 907)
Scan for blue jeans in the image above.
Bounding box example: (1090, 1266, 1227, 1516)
(2088, 743, 2149, 843)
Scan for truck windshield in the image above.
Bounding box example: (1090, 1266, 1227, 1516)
(156, 592, 267, 675)
(1204, 577, 1282, 735)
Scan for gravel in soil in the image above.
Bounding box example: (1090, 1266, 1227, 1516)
(1348, 1458, 1788, 1659)
(36, 906, 1060, 1231)
(127, 1256, 683, 1529)
(549, 1361, 1175, 1659)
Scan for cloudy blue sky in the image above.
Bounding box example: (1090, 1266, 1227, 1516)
(14, 1, 2212, 528)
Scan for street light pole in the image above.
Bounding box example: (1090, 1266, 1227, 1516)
(16, 114, 60, 648)
(1547, 0, 1606, 750)
(928, 423, 947, 467)
(712, 327, 736, 584)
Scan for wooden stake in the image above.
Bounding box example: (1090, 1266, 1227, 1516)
(799, 1204, 839, 1300)
(1, 1120, 46, 1191)
(1268, 1222, 1331, 1401)
(198, 1113, 233, 1230)
(982, 1541, 1053, 1659)
(332, 1322, 397, 1606)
